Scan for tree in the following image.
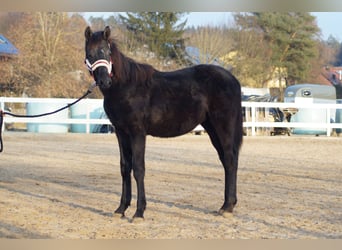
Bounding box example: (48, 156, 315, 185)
(234, 12, 320, 85)
(88, 16, 106, 31)
(320, 35, 341, 67)
(88, 15, 121, 31)
(6, 12, 89, 97)
(184, 24, 273, 87)
(119, 12, 187, 59)
(326, 35, 342, 66)
(184, 26, 234, 67)
(228, 27, 273, 87)
(0, 12, 25, 34)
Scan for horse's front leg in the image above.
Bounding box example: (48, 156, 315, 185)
(130, 133, 147, 219)
(114, 129, 133, 217)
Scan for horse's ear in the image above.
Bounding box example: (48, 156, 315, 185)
(103, 26, 111, 41)
(85, 26, 92, 41)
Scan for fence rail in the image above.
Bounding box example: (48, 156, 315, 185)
(242, 101, 342, 136)
(1, 97, 342, 136)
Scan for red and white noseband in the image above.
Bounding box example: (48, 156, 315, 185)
(85, 58, 112, 77)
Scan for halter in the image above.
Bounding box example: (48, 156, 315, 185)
(85, 58, 113, 77)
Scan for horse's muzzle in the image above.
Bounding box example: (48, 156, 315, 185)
(95, 68, 112, 89)
(97, 77, 112, 89)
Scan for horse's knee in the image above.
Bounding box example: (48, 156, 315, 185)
(133, 167, 145, 181)
(121, 167, 131, 179)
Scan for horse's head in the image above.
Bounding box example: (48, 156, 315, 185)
(84, 26, 113, 89)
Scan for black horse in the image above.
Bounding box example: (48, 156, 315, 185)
(84, 26, 243, 220)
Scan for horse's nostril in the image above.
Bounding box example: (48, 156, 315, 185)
(97, 77, 112, 89)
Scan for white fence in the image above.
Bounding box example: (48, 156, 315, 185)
(242, 101, 342, 136)
(1, 97, 342, 136)
(0, 97, 111, 134)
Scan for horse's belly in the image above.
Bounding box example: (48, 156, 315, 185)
(147, 107, 204, 137)
(147, 121, 198, 137)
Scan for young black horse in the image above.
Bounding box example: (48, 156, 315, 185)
(84, 26, 243, 220)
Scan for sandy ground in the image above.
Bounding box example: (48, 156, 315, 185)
(0, 132, 341, 239)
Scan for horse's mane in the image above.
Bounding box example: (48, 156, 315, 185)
(109, 39, 155, 84)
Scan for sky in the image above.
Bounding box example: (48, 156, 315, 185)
(83, 12, 342, 41)
(187, 12, 342, 40)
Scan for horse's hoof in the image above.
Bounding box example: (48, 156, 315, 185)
(218, 209, 234, 218)
(113, 212, 124, 219)
(222, 211, 234, 218)
(132, 217, 144, 223)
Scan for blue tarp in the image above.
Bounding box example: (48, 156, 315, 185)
(0, 34, 18, 56)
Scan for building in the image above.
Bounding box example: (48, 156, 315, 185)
(0, 34, 18, 59)
(0, 34, 19, 94)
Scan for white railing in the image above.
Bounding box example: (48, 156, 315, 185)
(1, 97, 342, 136)
(242, 101, 342, 136)
(0, 97, 111, 134)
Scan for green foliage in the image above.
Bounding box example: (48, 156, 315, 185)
(234, 12, 320, 85)
(119, 12, 187, 59)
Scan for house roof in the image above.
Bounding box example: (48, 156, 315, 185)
(320, 66, 342, 86)
(0, 34, 18, 56)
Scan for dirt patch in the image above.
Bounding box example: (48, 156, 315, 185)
(0, 132, 341, 239)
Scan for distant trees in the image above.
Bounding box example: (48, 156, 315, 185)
(234, 12, 320, 86)
(1, 12, 342, 97)
(5, 12, 89, 97)
(325, 35, 342, 66)
(184, 26, 234, 66)
(119, 12, 187, 60)
(185, 12, 323, 88)
(88, 15, 121, 31)
(224, 26, 273, 87)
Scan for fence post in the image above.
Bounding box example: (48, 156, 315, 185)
(0, 98, 4, 132)
(251, 104, 256, 136)
(86, 106, 90, 134)
(326, 107, 331, 137)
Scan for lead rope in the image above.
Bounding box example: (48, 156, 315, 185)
(0, 82, 97, 153)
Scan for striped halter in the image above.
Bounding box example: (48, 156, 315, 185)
(85, 58, 112, 77)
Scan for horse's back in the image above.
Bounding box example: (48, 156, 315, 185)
(155, 64, 241, 97)
(193, 64, 241, 97)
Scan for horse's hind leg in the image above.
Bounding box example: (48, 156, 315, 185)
(202, 116, 240, 216)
